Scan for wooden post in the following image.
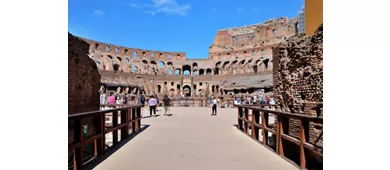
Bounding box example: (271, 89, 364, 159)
(238, 107, 243, 131)
(74, 118, 84, 169)
(121, 108, 129, 139)
(262, 111, 269, 145)
(277, 116, 284, 156)
(252, 110, 260, 140)
(112, 111, 118, 145)
(300, 120, 307, 169)
(243, 108, 249, 134)
(131, 108, 136, 132)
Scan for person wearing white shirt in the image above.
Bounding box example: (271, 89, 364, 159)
(211, 97, 218, 116)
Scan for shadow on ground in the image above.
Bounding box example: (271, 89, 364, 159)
(82, 124, 150, 170)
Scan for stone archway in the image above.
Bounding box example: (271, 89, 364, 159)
(183, 85, 191, 97)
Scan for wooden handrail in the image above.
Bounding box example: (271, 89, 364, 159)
(68, 104, 143, 170)
(235, 104, 323, 170)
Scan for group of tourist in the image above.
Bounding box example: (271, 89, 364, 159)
(233, 90, 275, 105)
(100, 93, 130, 105)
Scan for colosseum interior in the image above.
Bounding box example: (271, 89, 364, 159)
(77, 16, 299, 100)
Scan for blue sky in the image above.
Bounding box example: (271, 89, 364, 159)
(69, 0, 304, 59)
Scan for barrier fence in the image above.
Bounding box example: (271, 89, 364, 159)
(235, 104, 323, 170)
(68, 104, 143, 170)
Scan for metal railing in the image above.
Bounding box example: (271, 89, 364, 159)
(68, 104, 143, 170)
(235, 104, 323, 170)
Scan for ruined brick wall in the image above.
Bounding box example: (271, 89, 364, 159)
(68, 33, 101, 114)
(272, 24, 323, 147)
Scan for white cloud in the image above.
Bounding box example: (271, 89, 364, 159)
(94, 10, 106, 16)
(237, 7, 242, 12)
(128, 0, 191, 16)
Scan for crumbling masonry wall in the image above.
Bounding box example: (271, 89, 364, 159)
(272, 24, 323, 147)
(68, 33, 101, 115)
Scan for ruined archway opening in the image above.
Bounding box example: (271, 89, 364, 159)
(211, 85, 215, 93)
(183, 85, 191, 97)
(233, 89, 239, 94)
(263, 59, 269, 69)
(132, 66, 138, 73)
(168, 68, 173, 75)
(142, 60, 148, 64)
(199, 69, 205, 75)
(232, 60, 238, 65)
(158, 61, 165, 68)
(193, 70, 198, 76)
(151, 60, 157, 65)
(206, 68, 212, 75)
(133, 52, 137, 58)
(222, 61, 230, 68)
(113, 64, 120, 72)
(175, 68, 181, 75)
(214, 68, 219, 75)
(116, 57, 122, 62)
(182, 65, 191, 76)
(216, 61, 221, 68)
(240, 60, 246, 65)
(253, 65, 258, 74)
(157, 85, 161, 93)
(240, 89, 247, 94)
(192, 63, 198, 69)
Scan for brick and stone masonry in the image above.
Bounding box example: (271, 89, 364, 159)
(272, 24, 323, 147)
(68, 33, 101, 115)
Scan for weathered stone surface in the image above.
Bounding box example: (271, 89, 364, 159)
(68, 33, 101, 115)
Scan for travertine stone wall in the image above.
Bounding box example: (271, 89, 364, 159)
(68, 33, 101, 114)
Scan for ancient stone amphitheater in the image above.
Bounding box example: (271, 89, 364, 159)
(76, 16, 299, 99)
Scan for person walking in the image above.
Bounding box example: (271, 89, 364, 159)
(211, 96, 218, 116)
(163, 95, 171, 115)
(148, 95, 158, 117)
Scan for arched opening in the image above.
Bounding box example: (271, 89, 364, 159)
(157, 85, 161, 93)
(182, 65, 191, 76)
(263, 59, 269, 69)
(206, 68, 212, 75)
(151, 52, 155, 57)
(233, 89, 239, 94)
(132, 66, 138, 73)
(216, 85, 219, 92)
(167, 62, 173, 66)
(125, 58, 130, 63)
(158, 61, 165, 68)
(214, 67, 219, 75)
(168, 68, 173, 75)
(199, 69, 205, 75)
(183, 85, 191, 97)
(222, 61, 230, 68)
(240, 60, 246, 65)
(151, 60, 157, 65)
(116, 57, 122, 62)
(232, 60, 238, 65)
(113, 64, 120, 72)
(142, 51, 146, 57)
(253, 65, 258, 74)
(192, 63, 198, 69)
(193, 70, 198, 75)
(212, 85, 215, 93)
(215, 61, 221, 68)
(175, 68, 181, 75)
(133, 52, 137, 58)
(107, 55, 113, 60)
(169, 88, 175, 96)
(168, 54, 172, 59)
(96, 61, 100, 67)
(142, 60, 148, 64)
(240, 89, 247, 93)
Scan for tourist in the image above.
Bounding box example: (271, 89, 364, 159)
(148, 95, 158, 117)
(116, 94, 121, 104)
(237, 96, 241, 104)
(253, 95, 258, 104)
(122, 94, 128, 104)
(211, 96, 218, 116)
(137, 92, 145, 105)
(108, 93, 115, 106)
(269, 98, 276, 105)
(163, 95, 171, 115)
